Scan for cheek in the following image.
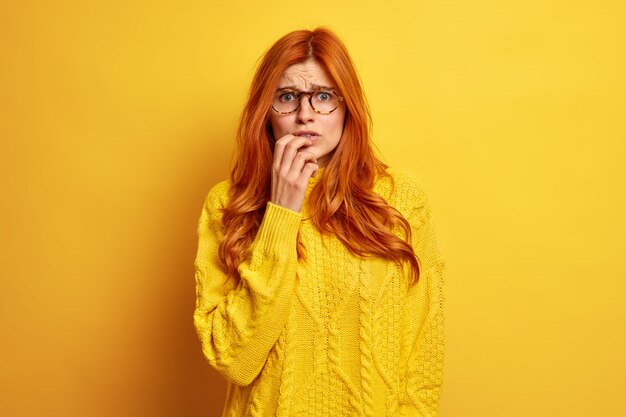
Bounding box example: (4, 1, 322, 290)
(333, 112, 346, 137)
(270, 116, 289, 137)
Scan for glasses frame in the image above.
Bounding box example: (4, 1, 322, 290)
(271, 88, 345, 115)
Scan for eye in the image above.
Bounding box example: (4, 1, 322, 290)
(315, 91, 332, 101)
(279, 92, 297, 103)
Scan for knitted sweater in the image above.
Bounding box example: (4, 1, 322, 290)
(193, 169, 446, 417)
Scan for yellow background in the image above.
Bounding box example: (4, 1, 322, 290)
(1, 1, 625, 416)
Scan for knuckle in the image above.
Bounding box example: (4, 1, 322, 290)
(285, 142, 299, 152)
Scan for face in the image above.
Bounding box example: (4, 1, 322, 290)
(269, 59, 346, 168)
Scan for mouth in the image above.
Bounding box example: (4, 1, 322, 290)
(294, 131, 320, 139)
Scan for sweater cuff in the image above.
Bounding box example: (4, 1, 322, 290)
(252, 202, 302, 256)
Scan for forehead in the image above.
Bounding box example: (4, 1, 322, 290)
(277, 60, 335, 90)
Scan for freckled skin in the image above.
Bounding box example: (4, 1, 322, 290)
(269, 59, 346, 168)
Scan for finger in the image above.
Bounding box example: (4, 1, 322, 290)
(281, 136, 312, 167)
(279, 137, 313, 173)
(287, 150, 316, 176)
(272, 134, 295, 172)
(299, 161, 320, 183)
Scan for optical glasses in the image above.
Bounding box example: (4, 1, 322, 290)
(272, 88, 344, 115)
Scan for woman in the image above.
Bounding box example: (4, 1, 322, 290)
(194, 27, 445, 417)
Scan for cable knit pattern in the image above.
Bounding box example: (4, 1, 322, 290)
(276, 305, 296, 417)
(359, 261, 375, 417)
(194, 169, 446, 416)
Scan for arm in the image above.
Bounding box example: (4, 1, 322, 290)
(193, 182, 301, 386)
(404, 186, 446, 416)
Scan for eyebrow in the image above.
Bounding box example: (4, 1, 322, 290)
(276, 84, 335, 91)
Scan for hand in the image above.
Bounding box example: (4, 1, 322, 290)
(270, 134, 319, 212)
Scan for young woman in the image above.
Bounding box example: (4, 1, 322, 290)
(194, 27, 446, 417)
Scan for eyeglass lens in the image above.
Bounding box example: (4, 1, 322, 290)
(273, 90, 339, 113)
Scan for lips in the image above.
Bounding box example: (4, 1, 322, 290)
(294, 130, 320, 139)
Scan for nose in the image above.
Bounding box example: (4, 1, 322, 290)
(296, 94, 315, 124)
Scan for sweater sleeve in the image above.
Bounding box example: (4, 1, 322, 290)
(193, 182, 301, 386)
(404, 184, 446, 416)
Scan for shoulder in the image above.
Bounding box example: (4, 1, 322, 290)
(374, 167, 429, 217)
(197, 180, 231, 232)
(202, 179, 231, 211)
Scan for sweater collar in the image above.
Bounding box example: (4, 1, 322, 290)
(306, 167, 325, 190)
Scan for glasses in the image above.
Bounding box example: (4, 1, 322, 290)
(272, 88, 344, 115)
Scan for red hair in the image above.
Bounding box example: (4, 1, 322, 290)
(219, 27, 420, 283)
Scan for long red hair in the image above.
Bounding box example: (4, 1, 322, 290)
(219, 27, 420, 283)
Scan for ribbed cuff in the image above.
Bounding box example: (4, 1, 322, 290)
(253, 202, 302, 256)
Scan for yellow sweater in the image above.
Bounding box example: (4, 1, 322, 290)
(194, 169, 446, 417)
